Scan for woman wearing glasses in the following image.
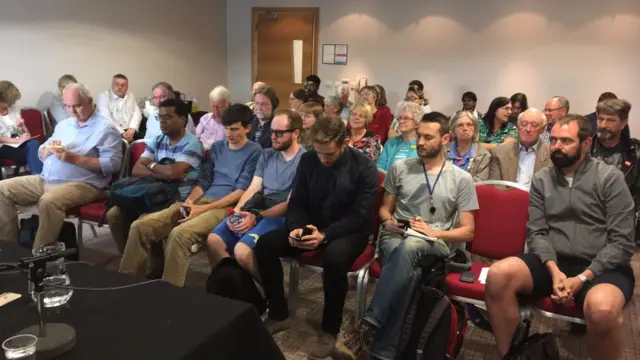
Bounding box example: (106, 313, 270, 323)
(389, 85, 432, 138)
(447, 111, 491, 181)
(478, 96, 518, 151)
(376, 102, 423, 172)
(344, 102, 382, 161)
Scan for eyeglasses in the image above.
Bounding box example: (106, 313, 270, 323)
(271, 129, 295, 138)
(456, 123, 474, 129)
(397, 116, 415, 122)
(405, 96, 419, 101)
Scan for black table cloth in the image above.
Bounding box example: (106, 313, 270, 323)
(0, 243, 284, 360)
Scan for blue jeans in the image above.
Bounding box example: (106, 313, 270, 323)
(365, 231, 449, 360)
(211, 216, 285, 250)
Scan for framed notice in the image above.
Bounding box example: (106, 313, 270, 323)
(322, 44, 348, 65)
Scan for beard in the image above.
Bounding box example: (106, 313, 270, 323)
(418, 145, 443, 159)
(597, 128, 616, 141)
(273, 137, 293, 151)
(551, 149, 580, 169)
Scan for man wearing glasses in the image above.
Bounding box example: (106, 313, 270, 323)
(205, 109, 306, 279)
(249, 85, 278, 148)
(489, 108, 551, 188)
(541, 96, 570, 144)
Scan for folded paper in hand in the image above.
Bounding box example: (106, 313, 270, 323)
(478, 267, 489, 284)
(404, 228, 438, 242)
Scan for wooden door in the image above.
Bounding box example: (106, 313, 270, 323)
(252, 8, 319, 105)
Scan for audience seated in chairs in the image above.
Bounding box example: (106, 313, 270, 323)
(540, 96, 570, 144)
(206, 109, 306, 279)
(194, 86, 229, 150)
(297, 102, 323, 151)
(0, 83, 122, 249)
(343, 111, 479, 360)
(389, 85, 432, 138)
(324, 95, 342, 118)
(304, 75, 325, 106)
(97, 74, 142, 143)
(35, 74, 77, 128)
(453, 91, 483, 121)
(0, 80, 44, 175)
(447, 110, 491, 181)
(489, 108, 551, 188)
(485, 114, 637, 360)
(118, 104, 262, 287)
(585, 92, 618, 136)
(255, 114, 377, 359)
(337, 83, 352, 123)
(107, 99, 204, 253)
(479, 96, 518, 151)
(144, 82, 196, 141)
(376, 102, 423, 172)
(248, 85, 278, 149)
(509, 92, 529, 124)
(344, 102, 382, 161)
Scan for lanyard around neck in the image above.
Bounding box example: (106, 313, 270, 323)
(422, 158, 446, 215)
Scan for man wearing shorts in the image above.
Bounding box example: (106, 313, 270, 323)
(485, 114, 636, 360)
(205, 109, 305, 279)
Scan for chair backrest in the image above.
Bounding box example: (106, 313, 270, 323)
(468, 180, 530, 260)
(371, 170, 386, 239)
(21, 108, 46, 143)
(122, 139, 148, 178)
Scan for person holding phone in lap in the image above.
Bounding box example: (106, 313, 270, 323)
(342, 112, 479, 360)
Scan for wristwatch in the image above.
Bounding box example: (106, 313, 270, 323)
(148, 162, 158, 170)
(577, 274, 589, 283)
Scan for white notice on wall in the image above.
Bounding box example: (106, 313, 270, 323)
(322, 44, 335, 64)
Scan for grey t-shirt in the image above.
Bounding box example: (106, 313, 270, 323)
(383, 157, 479, 249)
(255, 147, 307, 203)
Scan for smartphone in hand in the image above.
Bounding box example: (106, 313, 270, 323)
(180, 206, 191, 218)
(296, 226, 314, 242)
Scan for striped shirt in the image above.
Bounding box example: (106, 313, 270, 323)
(141, 133, 204, 200)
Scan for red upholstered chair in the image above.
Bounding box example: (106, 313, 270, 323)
(287, 170, 386, 321)
(535, 297, 585, 324)
(445, 180, 530, 310)
(121, 139, 148, 178)
(72, 139, 129, 252)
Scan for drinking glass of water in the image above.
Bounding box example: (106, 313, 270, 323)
(29, 242, 74, 307)
(2, 334, 37, 359)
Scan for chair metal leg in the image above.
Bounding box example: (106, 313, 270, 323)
(288, 261, 300, 317)
(76, 221, 84, 256)
(355, 266, 370, 323)
(90, 225, 98, 237)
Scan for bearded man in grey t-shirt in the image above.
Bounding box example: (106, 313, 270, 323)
(342, 112, 479, 360)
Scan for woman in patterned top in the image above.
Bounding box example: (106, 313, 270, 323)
(478, 96, 518, 151)
(344, 102, 382, 161)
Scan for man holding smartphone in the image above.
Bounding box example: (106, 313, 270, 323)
(343, 112, 479, 360)
(254, 114, 377, 359)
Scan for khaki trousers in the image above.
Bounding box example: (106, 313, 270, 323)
(0, 175, 103, 249)
(118, 198, 226, 287)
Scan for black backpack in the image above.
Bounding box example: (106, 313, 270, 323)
(396, 255, 467, 360)
(18, 215, 79, 260)
(503, 319, 560, 360)
(205, 257, 266, 315)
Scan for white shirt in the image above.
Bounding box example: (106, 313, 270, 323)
(0, 106, 22, 148)
(516, 142, 539, 188)
(96, 90, 142, 133)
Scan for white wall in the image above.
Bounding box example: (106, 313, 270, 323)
(0, 0, 227, 108)
(227, 0, 640, 136)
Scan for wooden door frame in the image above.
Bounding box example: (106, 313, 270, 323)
(251, 7, 320, 85)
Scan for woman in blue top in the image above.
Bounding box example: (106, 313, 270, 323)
(376, 102, 423, 172)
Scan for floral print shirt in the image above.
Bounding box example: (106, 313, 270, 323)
(478, 120, 518, 144)
(345, 130, 382, 161)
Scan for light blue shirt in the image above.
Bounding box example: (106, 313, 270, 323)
(144, 108, 196, 141)
(376, 135, 418, 172)
(516, 143, 538, 188)
(39, 113, 123, 189)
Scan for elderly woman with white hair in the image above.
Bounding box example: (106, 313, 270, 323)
(447, 111, 491, 181)
(337, 83, 352, 122)
(324, 95, 343, 118)
(376, 102, 423, 172)
(195, 85, 231, 149)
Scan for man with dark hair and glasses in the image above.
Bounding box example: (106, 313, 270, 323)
(255, 114, 377, 359)
(486, 114, 636, 360)
(205, 109, 306, 279)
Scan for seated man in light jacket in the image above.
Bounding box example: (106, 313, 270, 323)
(486, 114, 636, 360)
(489, 108, 551, 188)
(0, 83, 122, 249)
(97, 73, 142, 142)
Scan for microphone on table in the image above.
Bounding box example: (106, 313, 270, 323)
(14, 247, 77, 360)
